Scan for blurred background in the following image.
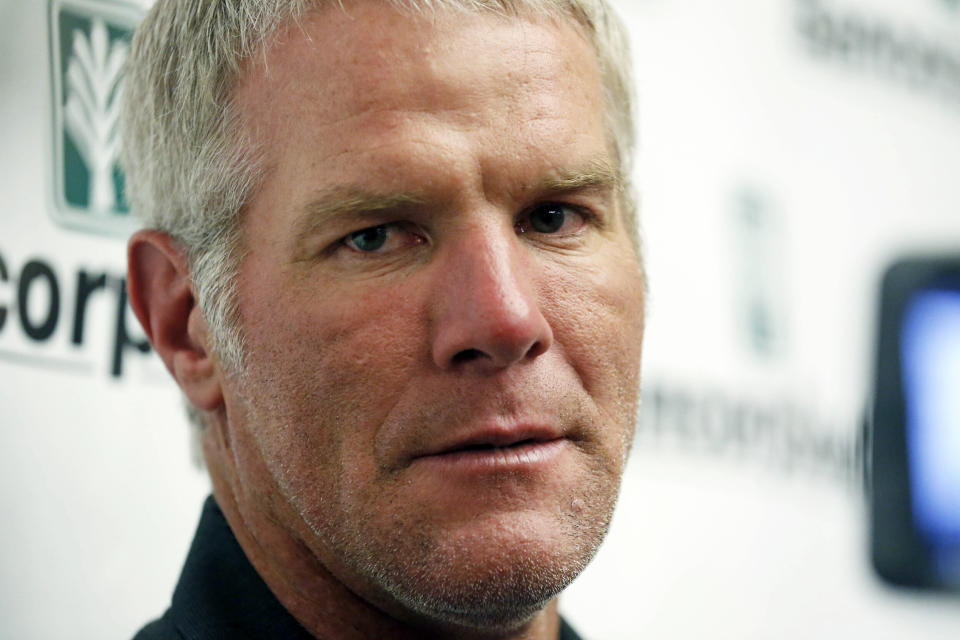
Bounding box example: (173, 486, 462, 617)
(1, 0, 958, 637)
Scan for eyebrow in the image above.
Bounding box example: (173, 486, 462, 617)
(533, 158, 622, 197)
(293, 188, 424, 245)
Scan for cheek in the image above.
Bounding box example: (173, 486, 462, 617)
(234, 275, 429, 485)
(542, 252, 645, 411)
(243, 266, 428, 393)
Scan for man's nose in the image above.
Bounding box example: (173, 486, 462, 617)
(430, 224, 554, 372)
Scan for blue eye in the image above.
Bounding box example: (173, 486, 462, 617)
(518, 203, 585, 235)
(340, 223, 426, 254)
(529, 204, 567, 233)
(346, 225, 389, 252)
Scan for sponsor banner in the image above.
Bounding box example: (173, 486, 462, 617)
(0, 1, 153, 382)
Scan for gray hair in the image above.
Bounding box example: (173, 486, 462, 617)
(121, 0, 637, 433)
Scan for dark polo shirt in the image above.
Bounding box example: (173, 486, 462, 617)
(134, 497, 584, 640)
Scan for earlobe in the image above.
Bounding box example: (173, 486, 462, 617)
(127, 230, 225, 412)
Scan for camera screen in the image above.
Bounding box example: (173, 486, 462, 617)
(901, 289, 960, 585)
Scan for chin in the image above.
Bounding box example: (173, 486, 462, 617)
(343, 507, 612, 632)
(376, 543, 585, 632)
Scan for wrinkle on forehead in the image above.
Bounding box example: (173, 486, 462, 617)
(234, 4, 603, 153)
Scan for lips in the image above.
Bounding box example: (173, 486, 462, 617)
(406, 424, 571, 475)
(415, 425, 564, 459)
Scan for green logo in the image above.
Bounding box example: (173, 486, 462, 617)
(49, 0, 142, 234)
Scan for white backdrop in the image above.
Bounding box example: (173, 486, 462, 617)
(1, 0, 959, 638)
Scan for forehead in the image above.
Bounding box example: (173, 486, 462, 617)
(233, 3, 606, 164)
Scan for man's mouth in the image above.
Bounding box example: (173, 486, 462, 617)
(411, 427, 569, 472)
(452, 438, 552, 452)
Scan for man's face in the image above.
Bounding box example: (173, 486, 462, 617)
(221, 3, 644, 630)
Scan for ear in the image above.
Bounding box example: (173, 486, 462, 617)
(127, 230, 224, 412)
